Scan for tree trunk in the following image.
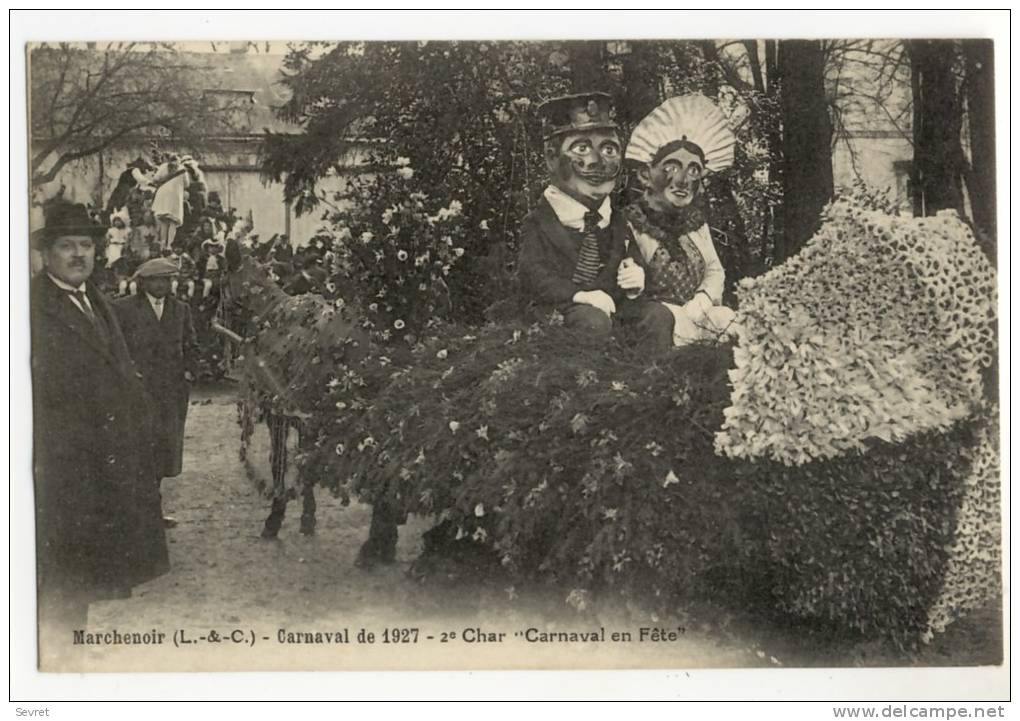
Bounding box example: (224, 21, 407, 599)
(962, 40, 996, 251)
(567, 41, 606, 93)
(907, 40, 965, 218)
(762, 40, 784, 265)
(618, 43, 661, 129)
(744, 40, 766, 94)
(776, 40, 833, 263)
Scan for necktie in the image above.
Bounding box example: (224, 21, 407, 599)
(571, 209, 604, 287)
(68, 290, 97, 324)
(67, 289, 110, 346)
(154, 299, 164, 321)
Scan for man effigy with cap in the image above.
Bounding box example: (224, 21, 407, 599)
(30, 200, 169, 666)
(114, 257, 199, 528)
(517, 91, 674, 349)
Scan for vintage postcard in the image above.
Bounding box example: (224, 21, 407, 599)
(17, 20, 1006, 694)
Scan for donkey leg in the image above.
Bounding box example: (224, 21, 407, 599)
(261, 494, 288, 539)
(296, 421, 317, 535)
(261, 413, 290, 538)
(355, 499, 398, 568)
(299, 479, 317, 536)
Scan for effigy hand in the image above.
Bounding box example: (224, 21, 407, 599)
(680, 290, 712, 321)
(616, 258, 645, 296)
(572, 289, 616, 317)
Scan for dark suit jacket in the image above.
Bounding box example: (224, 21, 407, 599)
(114, 293, 197, 478)
(31, 275, 169, 599)
(516, 196, 646, 313)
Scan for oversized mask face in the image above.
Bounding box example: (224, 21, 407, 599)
(545, 129, 622, 206)
(641, 147, 704, 212)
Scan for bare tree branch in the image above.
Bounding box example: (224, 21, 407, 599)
(30, 42, 245, 187)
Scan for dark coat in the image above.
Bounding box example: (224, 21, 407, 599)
(114, 293, 197, 479)
(105, 168, 140, 215)
(31, 275, 170, 600)
(516, 195, 647, 314)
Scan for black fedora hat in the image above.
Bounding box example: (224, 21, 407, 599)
(32, 199, 108, 249)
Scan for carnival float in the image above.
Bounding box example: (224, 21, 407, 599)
(224, 189, 998, 647)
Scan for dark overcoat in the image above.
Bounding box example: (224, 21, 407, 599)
(114, 293, 197, 479)
(516, 196, 647, 314)
(31, 275, 170, 601)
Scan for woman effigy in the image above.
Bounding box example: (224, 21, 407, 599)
(624, 95, 739, 346)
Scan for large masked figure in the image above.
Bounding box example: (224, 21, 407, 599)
(517, 92, 673, 351)
(624, 95, 738, 345)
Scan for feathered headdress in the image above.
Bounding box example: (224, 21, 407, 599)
(626, 95, 736, 173)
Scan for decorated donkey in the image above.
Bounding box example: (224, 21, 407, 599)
(217, 251, 369, 538)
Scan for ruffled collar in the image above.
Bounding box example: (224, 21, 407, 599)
(626, 197, 706, 240)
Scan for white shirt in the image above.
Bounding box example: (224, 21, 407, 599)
(48, 273, 93, 315)
(543, 186, 612, 231)
(146, 292, 165, 321)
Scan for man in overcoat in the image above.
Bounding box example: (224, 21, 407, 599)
(114, 258, 198, 526)
(31, 200, 170, 665)
(516, 91, 674, 350)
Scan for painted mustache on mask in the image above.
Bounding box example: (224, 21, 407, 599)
(577, 169, 619, 184)
(557, 157, 621, 185)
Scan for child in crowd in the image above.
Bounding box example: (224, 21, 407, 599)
(110, 253, 136, 297)
(105, 208, 131, 266)
(166, 240, 198, 298)
(131, 208, 159, 261)
(200, 233, 227, 297)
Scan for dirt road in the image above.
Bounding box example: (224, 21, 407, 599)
(82, 384, 1000, 672)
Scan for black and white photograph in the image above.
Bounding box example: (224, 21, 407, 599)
(10, 8, 1009, 705)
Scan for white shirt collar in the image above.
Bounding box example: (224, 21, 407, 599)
(47, 273, 87, 294)
(146, 292, 165, 308)
(543, 186, 612, 231)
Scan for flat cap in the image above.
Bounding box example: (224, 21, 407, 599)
(134, 257, 180, 278)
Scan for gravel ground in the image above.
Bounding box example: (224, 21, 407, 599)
(80, 383, 1002, 673)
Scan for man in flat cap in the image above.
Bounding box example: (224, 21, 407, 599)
(31, 200, 169, 667)
(517, 91, 674, 349)
(115, 257, 198, 527)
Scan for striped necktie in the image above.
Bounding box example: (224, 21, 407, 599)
(571, 209, 604, 287)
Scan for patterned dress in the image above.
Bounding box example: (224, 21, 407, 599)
(624, 201, 732, 345)
(624, 202, 717, 306)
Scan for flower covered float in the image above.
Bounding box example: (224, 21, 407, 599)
(232, 193, 999, 646)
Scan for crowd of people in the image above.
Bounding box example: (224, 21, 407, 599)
(54, 151, 335, 379)
(93, 152, 336, 295)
